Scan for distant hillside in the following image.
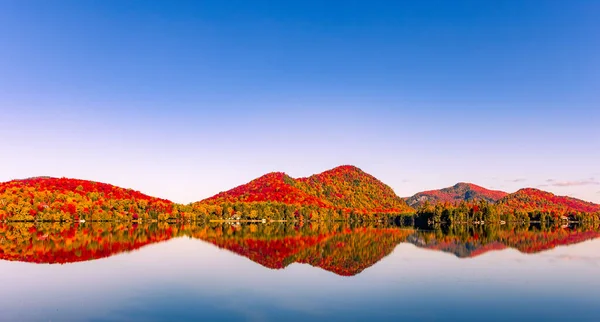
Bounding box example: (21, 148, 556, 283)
(497, 188, 600, 216)
(199, 165, 413, 216)
(0, 177, 174, 221)
(406, 182, 508, 208)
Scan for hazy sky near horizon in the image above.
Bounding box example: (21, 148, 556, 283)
(1, 1, 599, 203)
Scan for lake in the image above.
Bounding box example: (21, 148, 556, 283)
(1, 222, 600, 322)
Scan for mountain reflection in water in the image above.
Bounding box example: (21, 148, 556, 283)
(2, 220, 599, 275)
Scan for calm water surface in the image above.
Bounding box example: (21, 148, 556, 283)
(1, 222, 599, 322)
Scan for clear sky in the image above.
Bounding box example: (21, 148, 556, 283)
(1, 1, 599, 203)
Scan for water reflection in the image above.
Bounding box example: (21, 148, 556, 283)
(2, 221, 600, 275)
(1, 221, 600, 321)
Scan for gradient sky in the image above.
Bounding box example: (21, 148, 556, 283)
(1, 1, 599, 203)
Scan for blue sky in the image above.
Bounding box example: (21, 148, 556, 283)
(1, 1, 599, 203)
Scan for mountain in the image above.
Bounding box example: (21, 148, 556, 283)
(0, 177, 174, 221)
(199, 165, 413, 215)
(295, 165, 410, 213)
(405, 182, 508, 208)
(497, 188, 600, 216)
(4, 171, 599, 222)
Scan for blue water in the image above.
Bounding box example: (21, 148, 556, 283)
(1, 234, 600, 321)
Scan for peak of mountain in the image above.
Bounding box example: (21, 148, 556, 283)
(16, 176, 53, 181)
(405, 182, 508, 208)
(498, 188, 600, 215)
(299, 165, 369, 183)
(453, 182, 481, 189)
(199, 165, 413, 215)
(296, 165, 410, 212)
(312, 165, 365, 175)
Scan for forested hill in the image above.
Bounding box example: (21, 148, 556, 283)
(295, 165, 412, 213)
(0, 177, 174, 221)
(497, 188, 600, 216)
(198, 165, 413, 216)
(3, 169, 600, 222)
(405, 182, 507, 208)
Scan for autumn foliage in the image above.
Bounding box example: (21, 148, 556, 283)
(0, 221, 414, 276)
(295, 165, 412, 213)
(198, 165, 414, 218)
(196, 223, 413, 276)
(2, 221, 600, 276)
(2, 168, 599, 223)
(497, 188, 600, 217)
(0, 222, 179, 264)
(406, 182, 508, 208)
(413, 223, 600, 258)
(202, 172, 330, 208)
(0, 177, 176, 221)
(414, 185, 600, 223)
